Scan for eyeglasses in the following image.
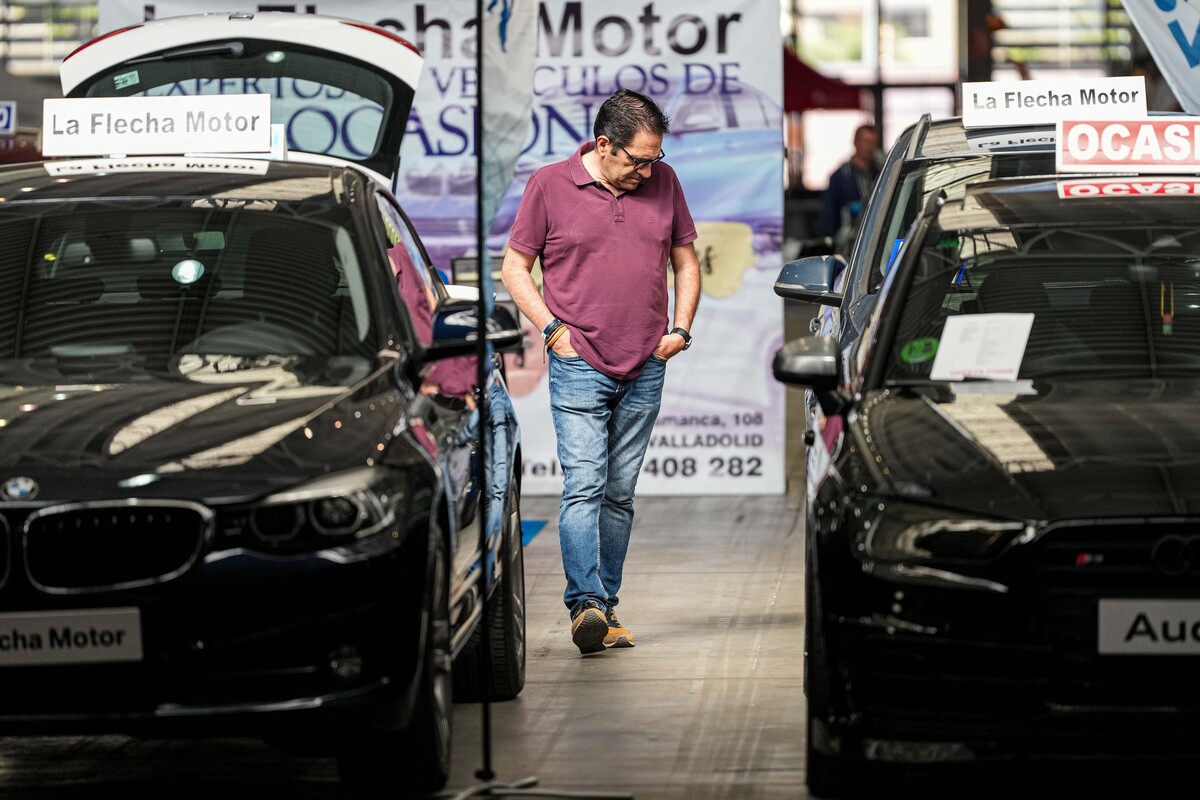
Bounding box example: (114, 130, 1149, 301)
(614, 144, 666, 169)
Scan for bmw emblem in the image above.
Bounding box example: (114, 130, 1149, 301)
(3, 476, 38, 501)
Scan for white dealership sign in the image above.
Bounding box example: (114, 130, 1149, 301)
(962, 77, 1146, 129)
(0, 608, 143, 666)
(42, 95, 271, 156)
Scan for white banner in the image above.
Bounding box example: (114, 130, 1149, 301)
(961, 77, 1146, 129)
(1122, 0, 1200, 115)
(99, 1, 786, 496)
(42, 95, 271, 156)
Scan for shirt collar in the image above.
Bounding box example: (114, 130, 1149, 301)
(569, 141, 599, 187)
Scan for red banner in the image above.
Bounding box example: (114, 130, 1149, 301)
(1057, 118, 1200, 172)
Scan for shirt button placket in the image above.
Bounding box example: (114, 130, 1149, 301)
(613, 196, 624, 223)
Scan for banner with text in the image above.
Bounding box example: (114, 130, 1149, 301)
(100, 0, 786, 496)
(1123, 0, 1200, 115)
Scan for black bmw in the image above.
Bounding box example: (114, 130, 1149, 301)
(0, 150, 524, 797)
(0, 13, 531, 796)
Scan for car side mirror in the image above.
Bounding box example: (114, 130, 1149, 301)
(426, 299, 523, 360)
(774, 255, 846, 307)
(772, 335, 847, 415)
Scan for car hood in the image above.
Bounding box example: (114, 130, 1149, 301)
(857, 379, 1200, 520)
(0, 353, 410, 503)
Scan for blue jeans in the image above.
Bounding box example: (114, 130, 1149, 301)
(463, 378, 515, 541)
(548, 352, 667, 616)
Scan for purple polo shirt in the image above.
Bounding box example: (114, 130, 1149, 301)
(507, 141, 697, 381)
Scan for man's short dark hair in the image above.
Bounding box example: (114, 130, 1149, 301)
(594, 89, 670, 149)
(854, 124, 879, 141)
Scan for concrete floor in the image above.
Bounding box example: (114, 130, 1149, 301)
(440, 298, 818, 800)
(444, 491, 807, 800)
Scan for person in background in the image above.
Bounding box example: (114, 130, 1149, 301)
(820, 123, 883, 256)
(501, 88, 701, 656)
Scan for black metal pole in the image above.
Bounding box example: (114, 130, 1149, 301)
(473, 0, 495, 784)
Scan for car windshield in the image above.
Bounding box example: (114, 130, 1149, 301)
(868, 151, 1058, 288)
(883, 178, 1200, 385)
(0, 197, 377, 365)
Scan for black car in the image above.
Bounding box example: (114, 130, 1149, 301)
(781, 114, 1062, 348)
(0, 13, 526, 797)
(776, 118, 1200, 795)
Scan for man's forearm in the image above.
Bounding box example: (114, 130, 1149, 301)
(670, 243, 701, 330)
(500, 249, 554, 331)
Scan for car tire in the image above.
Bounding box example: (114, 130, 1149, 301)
(805, 714, 864, 799)
(804, 519, 865, 799)
(337, 528, 453, 796)
(453, 484, 526, 702)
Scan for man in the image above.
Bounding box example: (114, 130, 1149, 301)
(501, 88, 701, 655)
(820, 123, 883, 255)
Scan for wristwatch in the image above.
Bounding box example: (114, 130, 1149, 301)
(670, 327, 692, 350)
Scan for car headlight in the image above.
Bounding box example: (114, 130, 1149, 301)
(215, 467, 406, 554)
(859, 501, 1029, 564)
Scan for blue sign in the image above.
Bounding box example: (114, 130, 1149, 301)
(0, 101, 15, 136)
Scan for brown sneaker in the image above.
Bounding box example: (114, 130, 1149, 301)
(604, 610, 635, 648)
(570, 604, 608, 655)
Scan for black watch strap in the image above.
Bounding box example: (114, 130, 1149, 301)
(670, 327, 692, 350)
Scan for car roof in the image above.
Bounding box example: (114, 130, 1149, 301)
(940, 174, 1200, 230)
(58, 11, 422, 181)
(910, 117, 1056, 159)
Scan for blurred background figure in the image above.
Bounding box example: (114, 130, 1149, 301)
(819, 123, 882, 257)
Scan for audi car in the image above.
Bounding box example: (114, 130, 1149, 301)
(775, 109, 1200, 795)
(0, 13, 526, 797)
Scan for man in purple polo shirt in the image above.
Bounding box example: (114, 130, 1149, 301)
(501, 88, 701, 655)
